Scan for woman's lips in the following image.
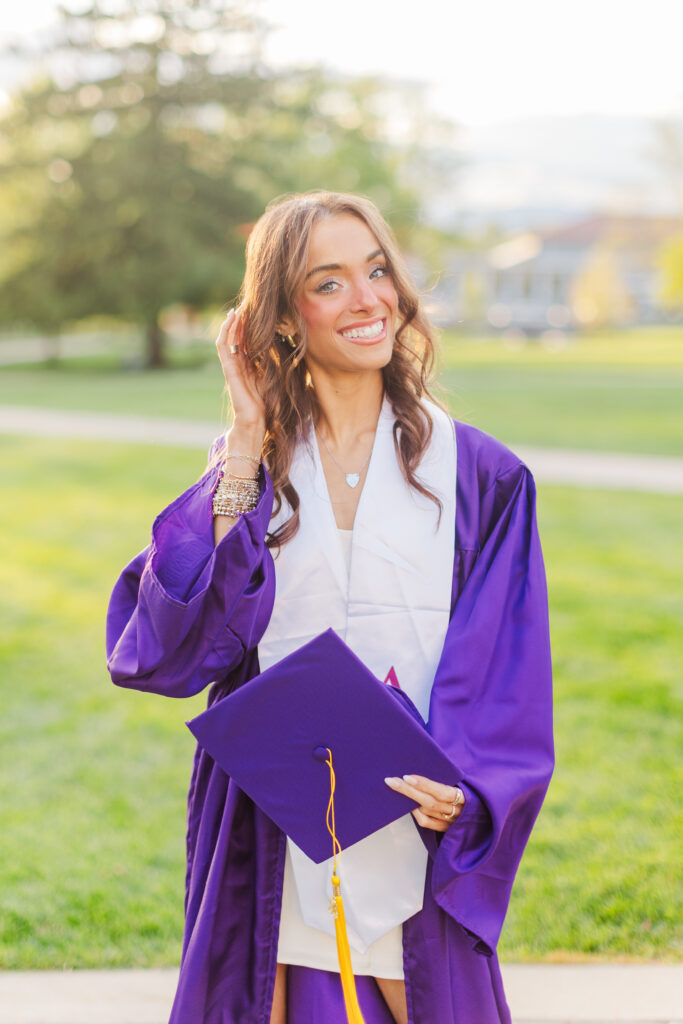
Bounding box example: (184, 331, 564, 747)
(337, 318, 387, 345)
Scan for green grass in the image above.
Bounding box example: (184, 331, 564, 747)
(438, 327, 683, 455)
(439, 364, 683, 457)
(0, 436, 681, 966)
(0, 438, 206, 969)
(0, 345, 228, 427)
(500, 484, 682, 961)
(1, 326, 682, 455)
(442, 326, 683, 368)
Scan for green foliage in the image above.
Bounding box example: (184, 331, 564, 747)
(0, 1, 431, 365)
(658, 233, 683, 309)
(0, 2, 267, 352)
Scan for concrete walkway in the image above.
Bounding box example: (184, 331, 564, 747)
(2, 405, 683, 494)
(0, 964, 680, 1023)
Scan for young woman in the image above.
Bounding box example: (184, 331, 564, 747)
(106, 191, 554, 1024)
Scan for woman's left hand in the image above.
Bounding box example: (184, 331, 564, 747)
(384, 774, 465, 832)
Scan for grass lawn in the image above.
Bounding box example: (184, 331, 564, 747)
(0, 436, 681, 967)
(0, 326, 681, 455)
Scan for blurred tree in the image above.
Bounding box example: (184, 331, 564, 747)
(569, 244, 635, 330)
(0, 1, 434, 367)
(658, 233, 683, 311)
(0, 1, 271, 365)
(461, 269, 486, 325)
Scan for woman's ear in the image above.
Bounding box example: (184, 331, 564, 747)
(275, 317, 296, 338)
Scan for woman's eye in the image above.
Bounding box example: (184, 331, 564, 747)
(315, 266, 388, 293)
(316, 279, 339, 293)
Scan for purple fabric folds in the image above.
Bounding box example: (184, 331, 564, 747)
(106, 465, 275, 698)
(106, 421, 554, 1024)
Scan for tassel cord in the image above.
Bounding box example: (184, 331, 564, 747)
(324, 749, 366, 1024)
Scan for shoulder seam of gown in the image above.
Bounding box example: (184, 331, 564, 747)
(475, 458, 525, 502)
(494, 459, 527, 484)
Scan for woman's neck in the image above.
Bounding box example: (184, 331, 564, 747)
(311, 368, 384, 451)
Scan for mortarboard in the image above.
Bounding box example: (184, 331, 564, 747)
(186, 628, 462, 862)
(186, 628, 462, 1024)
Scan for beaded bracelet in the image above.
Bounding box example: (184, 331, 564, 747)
(214, 474, 259, 495)
(212, 495, 258, 518)
(212, 471, 260, 519)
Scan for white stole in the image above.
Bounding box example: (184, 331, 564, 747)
(259, 398, 456, 952)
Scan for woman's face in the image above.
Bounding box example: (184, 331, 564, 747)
(294, 213, 398, 377)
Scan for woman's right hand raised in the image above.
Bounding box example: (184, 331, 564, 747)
(215, 307, 266, 455)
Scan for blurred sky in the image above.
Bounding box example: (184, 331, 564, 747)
(3, 0, 682, 127)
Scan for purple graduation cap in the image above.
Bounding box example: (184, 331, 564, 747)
(186, 628, 462, 863)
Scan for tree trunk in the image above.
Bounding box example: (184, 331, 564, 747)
(145, 319, 166, 368)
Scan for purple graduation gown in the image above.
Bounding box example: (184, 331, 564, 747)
(106, 421, 554, 1024)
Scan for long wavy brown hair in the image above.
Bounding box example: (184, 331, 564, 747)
(218, 190, 445, 549)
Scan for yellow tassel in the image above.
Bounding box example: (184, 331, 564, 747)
(325, 750, 366, 1024)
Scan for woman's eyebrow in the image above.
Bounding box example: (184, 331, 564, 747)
(304, 248, 385, 281)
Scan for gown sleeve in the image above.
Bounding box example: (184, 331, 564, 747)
(427, 458, 554, 955)
(105, 453, 275, 699)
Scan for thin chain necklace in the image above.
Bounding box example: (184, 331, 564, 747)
(316, 429, 373, 489)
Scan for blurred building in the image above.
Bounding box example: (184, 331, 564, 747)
(428, 215, 683, 333)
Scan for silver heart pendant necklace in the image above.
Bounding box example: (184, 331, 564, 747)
(316, 431, 373, 488)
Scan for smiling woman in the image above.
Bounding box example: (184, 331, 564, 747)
(219, 192, 443, 550)
(106, 190, 553, 1024)
(296, 220, 396, 362)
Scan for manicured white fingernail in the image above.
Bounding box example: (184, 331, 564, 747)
(403, 775, 417, 785)
(384, 777, 401, 787)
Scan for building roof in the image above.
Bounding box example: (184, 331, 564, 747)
(537, 214, 683, 249)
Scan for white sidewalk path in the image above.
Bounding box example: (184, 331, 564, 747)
(0, 964, 680, 1023)
(2, 405, 683, 495)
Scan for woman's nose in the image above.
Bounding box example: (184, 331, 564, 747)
(349, 275, 378, 311)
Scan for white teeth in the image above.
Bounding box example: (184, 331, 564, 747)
(340, 320, 384, 340)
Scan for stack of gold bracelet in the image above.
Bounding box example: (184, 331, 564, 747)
(212, 454, 261, 519)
